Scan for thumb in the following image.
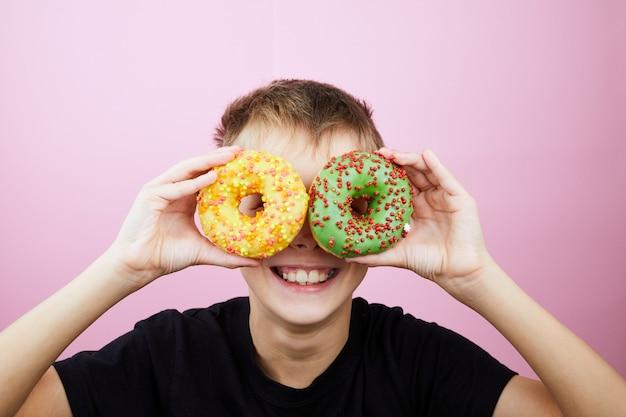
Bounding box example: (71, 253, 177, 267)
(195, 239, 260, 269)
(345, 249, 403, 268)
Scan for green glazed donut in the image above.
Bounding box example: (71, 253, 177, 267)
(308, 150, 413, 258)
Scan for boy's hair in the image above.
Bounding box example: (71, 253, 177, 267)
(213, 79, 385, 151)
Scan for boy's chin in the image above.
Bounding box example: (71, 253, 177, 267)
(260, 274, 350, 327)
(272, 302, 339, 327)
(242, 266, 357, 327)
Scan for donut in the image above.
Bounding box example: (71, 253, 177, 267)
(308, 151, 413, 258)
(196, 149, 308, 258)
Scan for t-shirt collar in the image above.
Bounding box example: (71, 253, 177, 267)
(230, 296, 368, 408)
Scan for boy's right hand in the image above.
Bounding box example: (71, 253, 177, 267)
(106, 145, 259, 290)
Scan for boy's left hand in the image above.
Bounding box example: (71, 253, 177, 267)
(347, 147, 497, 298)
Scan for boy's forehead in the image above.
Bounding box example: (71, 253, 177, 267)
(234, 125, 364, 187)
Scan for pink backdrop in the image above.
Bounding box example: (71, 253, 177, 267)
(1, 1, 625, 379)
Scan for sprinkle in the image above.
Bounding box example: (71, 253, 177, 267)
(197, 150, 308, 258)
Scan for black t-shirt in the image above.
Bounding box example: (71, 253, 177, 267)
(53, 296, 517, 417)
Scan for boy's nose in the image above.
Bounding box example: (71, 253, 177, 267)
(289, 221, 318, 250)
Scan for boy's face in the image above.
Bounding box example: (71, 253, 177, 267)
(235, 125, 369, 326)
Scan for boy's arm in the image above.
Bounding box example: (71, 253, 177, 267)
(2, 146, 255, 417)
(0, 248, 144, 417)
(348, 148, 626, 417)
(456, 259, 626, 417)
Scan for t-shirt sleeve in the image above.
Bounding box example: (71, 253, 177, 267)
(52, 309, 179, 417)
(412, 320, 518, 417)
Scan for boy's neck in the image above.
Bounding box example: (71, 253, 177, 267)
(248, 296, 352, 389)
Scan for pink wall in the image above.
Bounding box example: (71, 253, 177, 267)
(1, 1, 624, 379)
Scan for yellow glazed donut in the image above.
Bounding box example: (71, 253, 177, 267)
(196, 149, 308, 258)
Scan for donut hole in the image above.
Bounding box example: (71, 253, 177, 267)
(351, 196, 369, 216)
(239, 193, 264, 217)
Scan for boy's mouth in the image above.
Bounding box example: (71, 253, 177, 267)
(269, 266, 340, 286)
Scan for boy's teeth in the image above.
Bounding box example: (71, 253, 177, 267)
(308, 270, 320, 283)
(277, 268, 334, 285)
(296, 270, 307, 284)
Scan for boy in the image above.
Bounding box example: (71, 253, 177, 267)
(2, 79, 625, 417)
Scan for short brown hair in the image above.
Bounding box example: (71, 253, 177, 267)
(213, 79, 384, 151)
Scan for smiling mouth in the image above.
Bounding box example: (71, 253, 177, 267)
(269, 266, 340, 285)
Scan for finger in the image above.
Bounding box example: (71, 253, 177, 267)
(383, 151, 437, 191)
(389, 152, 439, 185)
(394, 152, 456, 191)
(148, 146, 241, 186)
(424, 187, 458, 213)
(155, 146, 240, 184)
(401, 165, 435, 192)
(345, 250, 401, 268)
(421, 149, 467, 196)
(153, 169, 218, 202)
(390, 151, 428, 170)
(212, 251, 261, 269)
(198, 244, 261, 268)
(376, 147, 395, 160)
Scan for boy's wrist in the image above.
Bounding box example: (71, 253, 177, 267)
(440, 258, 516, 310)
(99, 245, 158, 293)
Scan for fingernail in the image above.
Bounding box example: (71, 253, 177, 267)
(216, 145, 238, 152)
(204, 170, 218, 182)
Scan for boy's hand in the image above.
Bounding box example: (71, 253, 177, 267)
(347, 148, 496, 299)
(107, 145, 259, 289)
